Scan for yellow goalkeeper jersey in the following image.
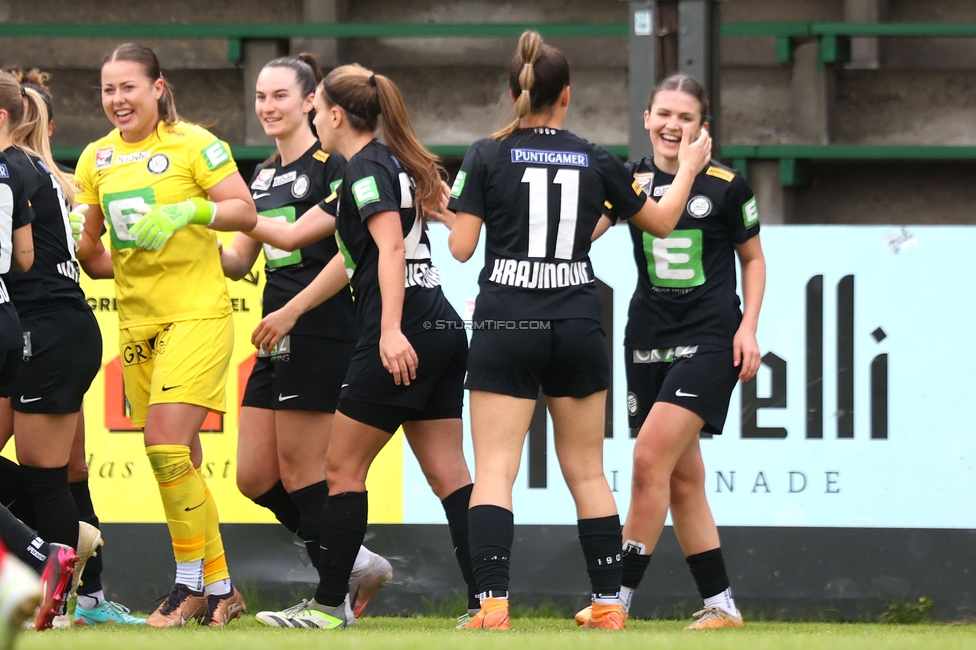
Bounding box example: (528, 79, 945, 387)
(75, 121, 237, 327)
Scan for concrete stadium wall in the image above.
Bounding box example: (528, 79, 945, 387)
(4, 0, 976, 226)
(99, 523, 976, 622)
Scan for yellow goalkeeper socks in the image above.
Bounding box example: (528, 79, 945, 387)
(147, 445, 206, 591)
(197, 473, 231, 592)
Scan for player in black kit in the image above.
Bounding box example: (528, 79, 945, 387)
(440, 31, 711, 630)
(253, 63, 476, 629)
(0, 66, 138, 628)
(576, 74, 766, 630)
(0, 71, 101, 631)
(0, 83, 34, 404)
(0, 71, 106, 620)
(220, 55, 393, 622)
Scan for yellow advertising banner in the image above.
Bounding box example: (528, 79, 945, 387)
(2, 232, 403, 524)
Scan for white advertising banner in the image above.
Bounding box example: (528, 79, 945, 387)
(401, 225, 976, 529)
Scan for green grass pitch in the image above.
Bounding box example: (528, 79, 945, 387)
(15, 617, 976, 650)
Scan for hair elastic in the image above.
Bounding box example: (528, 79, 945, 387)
(324, 86, 372, 121)
(368, 74, 376, 87)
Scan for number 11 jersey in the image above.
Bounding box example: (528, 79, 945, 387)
(449, 128, 646, 323)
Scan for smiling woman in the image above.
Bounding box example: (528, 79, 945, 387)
(217, 54, 393, 623)
(70, 43, 259, 629)
(586, 73, 767, 631)
(99, 48, 179, 141)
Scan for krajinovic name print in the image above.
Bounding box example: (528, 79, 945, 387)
(488, 258, 594, 288)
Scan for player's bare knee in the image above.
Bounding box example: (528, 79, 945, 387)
(67, 459, 89, 483)
(325, 464, 367, 494)
(632, 462, 671, 500)
(236, 471, 266, 500)
(632, 445, 664, 479)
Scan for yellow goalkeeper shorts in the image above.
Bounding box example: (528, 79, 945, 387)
(119, 316, 233, 427)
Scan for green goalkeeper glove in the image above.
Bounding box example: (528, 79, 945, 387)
(69, 204, 88, 249)
(130, 197, 216, 251)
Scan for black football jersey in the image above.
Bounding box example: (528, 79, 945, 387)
(335, 140, 455, 343)
(249, 143, 356, 342)
(448, 128, 646, 323)
(0, 150, 35, 351)
(616, 157, 760, 349)
(3, 148, 88, 316)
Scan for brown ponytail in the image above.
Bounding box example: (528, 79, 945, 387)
(322, 64, 446, 212)
(104, 43, 182, 129)
(492, 30, 570, 140)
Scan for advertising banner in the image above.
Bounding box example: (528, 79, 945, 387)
(419, 225, 976, 529)
(5, 226, 971, 530)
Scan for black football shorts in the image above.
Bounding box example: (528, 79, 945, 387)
(465, 318, 610, 399)
(625, 344, 739, 435)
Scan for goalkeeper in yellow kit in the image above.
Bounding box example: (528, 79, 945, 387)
(72, 44, 258, 628)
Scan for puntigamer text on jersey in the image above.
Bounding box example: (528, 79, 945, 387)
(510, 149, 589, 167)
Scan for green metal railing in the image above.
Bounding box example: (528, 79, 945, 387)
(810, 22, 976, 66)
(723, 145, 976, 186)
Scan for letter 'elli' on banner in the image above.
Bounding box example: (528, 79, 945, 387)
(742, 274, 887, 440)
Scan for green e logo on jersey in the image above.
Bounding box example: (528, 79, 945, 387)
(202, 141, 231, 171)
(351, 176, 380, 208)
(103, 188, 156, 250)
(742, 196, 759, 228)
(450, 171, 467, 198)
(259, 207, 302, 268)
(644, 229, 705, 288)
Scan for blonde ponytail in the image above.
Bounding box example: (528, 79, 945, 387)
(492, 30, 568, 140)
(11, 88, 76, 203)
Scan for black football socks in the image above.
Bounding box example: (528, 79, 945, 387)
(468, 504, 513, 599)
(314, 491, 368, 607)
(441, 484, 478, 609)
